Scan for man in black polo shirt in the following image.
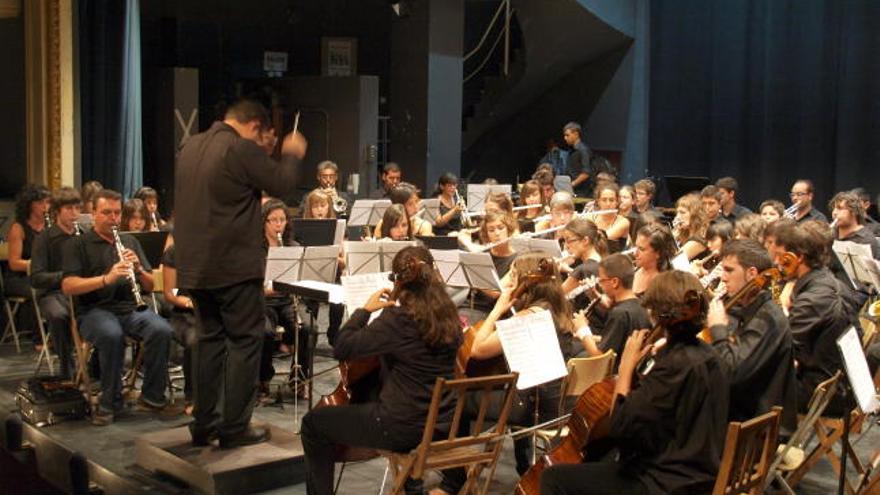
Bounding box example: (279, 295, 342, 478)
(62, 189, 173, 425)
(175, 99, 307, 448)
(369, 162, 402, 199)
(30, 186, 82, 379)
(789, 179, 828, 223)
(715, 177, 752, 223)
(562, 122, 593, 197)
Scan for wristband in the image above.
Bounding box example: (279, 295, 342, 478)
(574, 325, 592, 340)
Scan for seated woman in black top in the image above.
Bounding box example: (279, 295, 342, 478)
(540, 270, 729, 495)
(674, 192, 710, 261)
(589, 183, 630, 254)
(301, 246, 462, 495)
(432, 172, 464, 236)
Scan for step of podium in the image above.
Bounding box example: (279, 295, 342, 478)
(134, 424, 305, 494)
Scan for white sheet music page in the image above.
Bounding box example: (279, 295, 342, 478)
(341, 271, 395, 321)
(495, 309, 567, 389)
(832, 240, 874, 289)
(836, 326, 880, 414)
(290, 280, 346, 305)
(344, 241, 382, 275)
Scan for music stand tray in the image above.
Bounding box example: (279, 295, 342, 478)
(291, 219, 338, 247)
(126, 231, 170, 268)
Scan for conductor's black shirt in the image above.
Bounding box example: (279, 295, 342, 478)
(174, 121, 300, 289)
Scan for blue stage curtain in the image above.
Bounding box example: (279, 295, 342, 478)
(648, 0, 880, 209)
(79, 0, 142, 198)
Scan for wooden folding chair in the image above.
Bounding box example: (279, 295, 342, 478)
(1, 273, 29, 353)
(30, 287, 56, 375)
(712, 406, 782, 495)
(378, 372, 519, 495)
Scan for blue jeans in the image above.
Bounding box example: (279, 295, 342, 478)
(78, 308, 172, 412)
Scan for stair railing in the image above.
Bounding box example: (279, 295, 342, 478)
(464, 0, 513, 83)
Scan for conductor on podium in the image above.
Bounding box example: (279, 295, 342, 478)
(174, 99, 308, 448)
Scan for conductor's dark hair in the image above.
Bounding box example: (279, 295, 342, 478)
(224, 99, 270, 127)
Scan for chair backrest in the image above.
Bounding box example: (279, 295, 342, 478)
(562, 351, 616, 399)
(410, 372, 519, 479)
(713, 406, 782, 495)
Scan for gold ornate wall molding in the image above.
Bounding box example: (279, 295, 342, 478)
(24, 0, 75, 190)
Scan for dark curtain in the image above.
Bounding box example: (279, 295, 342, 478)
(79, 0, 143, 197)
(649, 0, 880, 210)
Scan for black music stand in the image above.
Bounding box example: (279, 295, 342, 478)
(126, 231, 170, 268)
(417, 235, 459, 250)
(291, 219, 338, 247)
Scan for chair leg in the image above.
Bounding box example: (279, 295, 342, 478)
(2, 300, 22, 353)
(388, 456, 414, 495)
(33, 299, 54, 375)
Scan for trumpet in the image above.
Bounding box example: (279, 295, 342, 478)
(783, 203, 799, 219)
(453, 190, 475, 228)
(111, 226, 148, 312)
(322, 187, 348, 215)
(73, 221, 83, 236)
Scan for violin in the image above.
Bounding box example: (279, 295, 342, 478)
(314, 258, 425, 462)
(698, 251, 800, 343)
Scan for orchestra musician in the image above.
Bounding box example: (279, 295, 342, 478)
(261, 199, 312, 399)
(369, 162, 402, 199)
(121, 198, 153, 233)
(438, 253, 582, 492)
(30, 186, 83, 379)
(559, 217, 606, 291)
(457, 211, 518, 322)
(632, 224, 676, 297)
(829, 191, 880, 258)
(673, 192, 710, 261)
(301, 246, 462, 495)
(4, 184, 52, 348)
(715, 177, 752, 223)
(733, 213, 767, 244)
(540, 270, 729, 495)
(373, 184, 433, 238)
(161, 235, 197, 415)
(134, 186, 167, 230)
(174, 98, 307, 448)
(432, 172, 464, 236)
(771, 222, 852, 416)
(61, 189, 173, 426)
(759, 199, 785, 225)
(301, 188, 346, 346)
(618, 185, 639, 241)
(632, 178, 659, 216)
(80, 180, 104, 215)
(705, 239, 797, 431)
(518, 180, 545, 224)
(575, 253, 651, 365)
(690, 220, 733, 281)
(534, 192, 575, 239)
(377, 204, 412, 241)
(562, 121, 592, 196)
(589, 183, 630, 253)
(788, 179, 828, 223)
(533, 169, 556, 208)
(700, 185, 724, 225)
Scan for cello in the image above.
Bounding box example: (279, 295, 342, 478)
(313, 259, 426, 462)
(514, 290, 706, 495)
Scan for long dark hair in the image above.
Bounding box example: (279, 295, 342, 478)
(563, 217, 608, 257)
(637, 223, 676, 271)
(511, 253, 575, 335)
(261, 198, 293, 245)
(14, 184, 50, 225)
(380, 204, 411, 239)
(391, 246, 461, 348)
(122, 198, 153, 232)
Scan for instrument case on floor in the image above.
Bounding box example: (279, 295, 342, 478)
(16, 376, 87, 427)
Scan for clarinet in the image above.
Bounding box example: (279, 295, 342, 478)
(276, 231, 284, 246)
(73, 221, 82, 236)
(44, 212, 52, 229)
(111, 226, 148, 311)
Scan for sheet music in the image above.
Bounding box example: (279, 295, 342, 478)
(495, 310, 567, 389)
(836, 326, 880, 414)
(341, 272, 395, 321)
(334, 219, 347, 246)
(301, 245, 341, 283)
(459, 251, 502, 290)
(289, 280, 346, 305)
(265, 246, 305, 286)
(431, 249, 469, 286)
(421, 198, 441, 224)
(861, 257, 880, 290)
(671, 252, 690, 273)
(466, 184, 513, 213)
(832, 240, 875, 289)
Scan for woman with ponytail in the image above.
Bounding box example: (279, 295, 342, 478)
(300, 246, 462, 495)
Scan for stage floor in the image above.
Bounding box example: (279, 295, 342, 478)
(0, 334, 875, 494)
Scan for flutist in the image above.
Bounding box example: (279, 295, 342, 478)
(61, 189, 173, 426)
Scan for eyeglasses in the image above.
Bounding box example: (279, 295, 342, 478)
(319, 173, 338, 179)
(266, 217, 286, 224)
(789, 192, 808, 198)
(562, 237, 583, 245)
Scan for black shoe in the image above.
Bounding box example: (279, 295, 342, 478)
(219, 426, 271, 449)
(189, 424, 219, 447)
